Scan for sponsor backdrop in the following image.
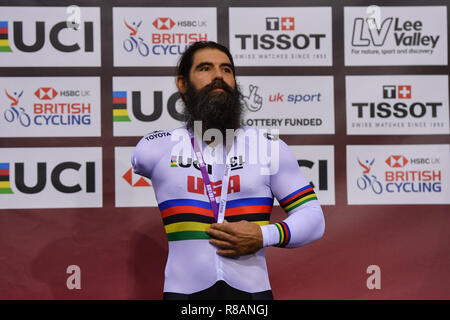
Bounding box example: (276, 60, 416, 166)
(0, 0, 448, 300)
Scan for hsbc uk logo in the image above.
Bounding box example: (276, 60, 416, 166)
(35, 87, 58, 100)
(122, 167, 151, 187)
(152, 18, 175, 30)
(152, 17, 207, 30)
(385, 155, 408, 168)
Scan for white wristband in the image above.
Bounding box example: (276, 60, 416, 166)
(260, 224, 281, 247)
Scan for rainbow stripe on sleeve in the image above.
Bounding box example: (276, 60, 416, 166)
(279, 184, 318, 213)
(274, 222, 291, 247)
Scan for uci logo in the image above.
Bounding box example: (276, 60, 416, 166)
(1, 20, 94, 53)
(113, 90, 184, 123)
(4, 161, 96, 194)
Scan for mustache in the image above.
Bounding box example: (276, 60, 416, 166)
(201, 78, 234, 94)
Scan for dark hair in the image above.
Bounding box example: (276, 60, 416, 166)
(177, 41, 235, 80)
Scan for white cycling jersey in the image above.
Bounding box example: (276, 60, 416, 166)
(132, 126, 324, 294)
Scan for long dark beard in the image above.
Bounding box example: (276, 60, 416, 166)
(182, 78, 244, 140)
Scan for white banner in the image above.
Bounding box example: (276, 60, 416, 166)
(346, 144, 450, 205)
(113, 77, 184, 136)
(0, 6, 101, 67)
(237, 76, 334, 134)
(0, 77, 101, 137)
(115, 147, 157, 207)
(229, 7, 332, 66)
(344, 6, 447, 66)
(288, 145, 335, 205)
(113, 7, 217, 66)
(0, 147, 102, 209)
(346, 75, 449, 135)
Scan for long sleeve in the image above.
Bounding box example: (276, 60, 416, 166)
(261, 138, 325, 248)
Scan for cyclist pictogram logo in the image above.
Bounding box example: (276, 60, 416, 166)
(356, 157, 383, 194)
(123, 20, 150, 57)
(3, 89, 31, 127)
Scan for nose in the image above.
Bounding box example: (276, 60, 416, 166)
(211, 66, 224, 80)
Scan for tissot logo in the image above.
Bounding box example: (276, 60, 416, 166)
(383, 85, 411, 99)
(229, 7, 332, 66)
(266, 17, 295, 31)
(352, 83, 441, 119)
(346, 75, 449, 135)
(152, 17, 175, 30)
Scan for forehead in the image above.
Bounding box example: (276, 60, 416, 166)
(191, 48, 232, 67)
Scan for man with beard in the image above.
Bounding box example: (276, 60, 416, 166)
(132, 41, 325, 300)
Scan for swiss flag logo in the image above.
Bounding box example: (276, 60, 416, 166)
(281, 17, 295, 30)
(398, 85, 411, 99)
(34, 87, 58, 100)
(152, 17, 175, 30)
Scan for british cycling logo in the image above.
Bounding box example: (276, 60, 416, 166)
(3, 89, 30, 127)
(357, 157, 382, 194)
(122, 16, 209, 57)
(2, 87, 92, 129)
(357, 154, 442, 195)
(123, 20, 150, 57)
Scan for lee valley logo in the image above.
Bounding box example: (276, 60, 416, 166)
(344, 6, 447, 65)
(346, 145, 450, 205)
(229, 7, 332, 66)
(346, 75, 449, 135)
(0, 147, 102, 209)
(0, 6, 101, 67)
(0, 77, 101, 137)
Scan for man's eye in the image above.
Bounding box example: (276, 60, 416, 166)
(223, 68, 232, 73)
(200, 66, 210, 71)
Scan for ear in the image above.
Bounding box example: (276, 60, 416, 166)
(176, 75, 187, 94)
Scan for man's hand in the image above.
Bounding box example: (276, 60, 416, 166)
(206, 220, 263, 257)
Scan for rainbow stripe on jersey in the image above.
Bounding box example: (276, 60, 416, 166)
(279, 184, 317, 214)
(159, 197, 273, 241)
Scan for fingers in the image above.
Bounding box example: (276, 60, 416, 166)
(216, 249, 238, 257)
